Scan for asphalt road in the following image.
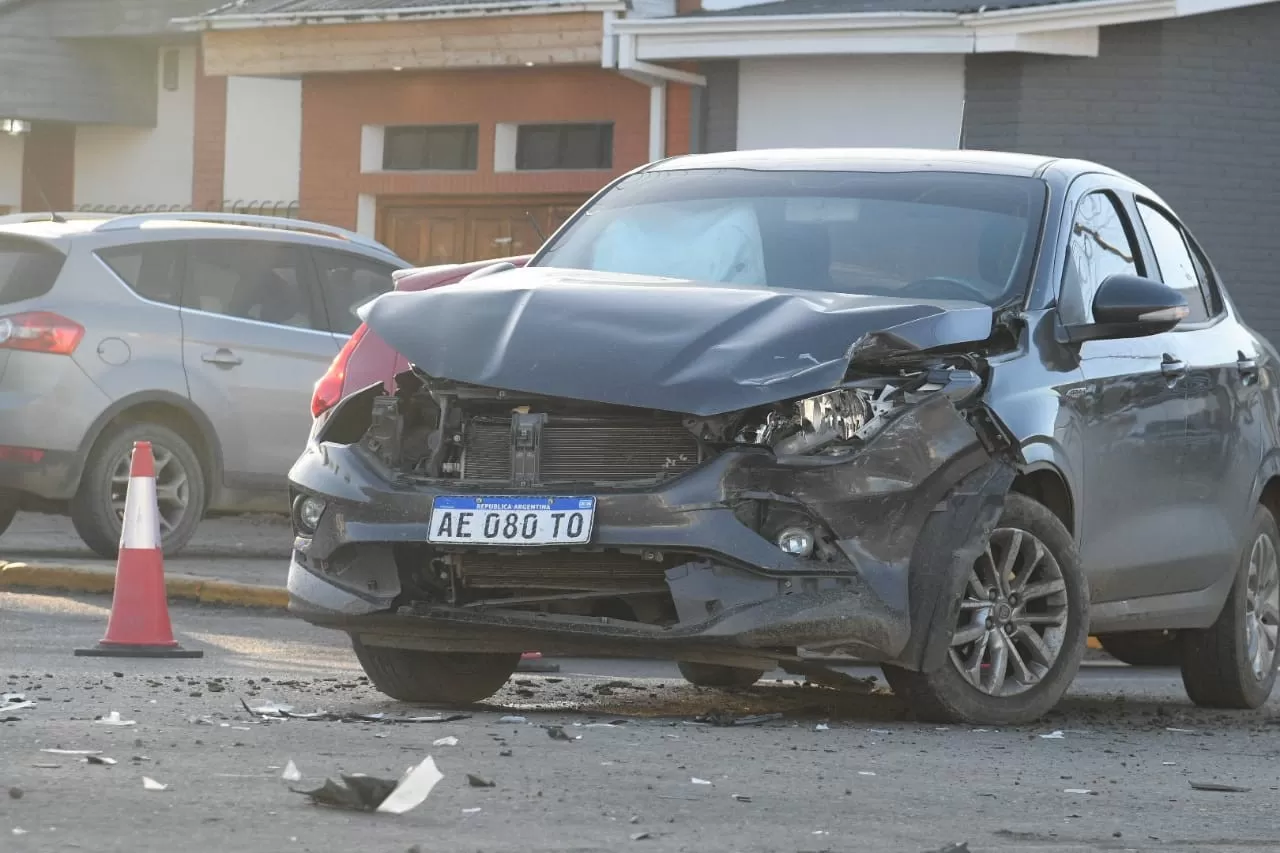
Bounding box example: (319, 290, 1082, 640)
(4, 590, 1280, 853)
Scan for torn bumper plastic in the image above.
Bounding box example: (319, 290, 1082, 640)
(286, 394, 1015, 670)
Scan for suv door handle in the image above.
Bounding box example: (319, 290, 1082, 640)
(202, 348, 243, 368)
(1161, 355, 1187, 379)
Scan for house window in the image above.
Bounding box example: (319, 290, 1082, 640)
(382, 125, 479, 171)
(162, 50, 180, 91)
(515, 123, 613, 171)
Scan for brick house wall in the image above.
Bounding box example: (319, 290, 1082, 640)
(299, 66, 689, 230)
(190, 47, 227, 209)
(963, 5, 1280, 343)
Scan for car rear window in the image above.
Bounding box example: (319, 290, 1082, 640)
(0, 237, 67, 306)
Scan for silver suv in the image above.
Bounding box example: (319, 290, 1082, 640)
(0, 212, 408, 557)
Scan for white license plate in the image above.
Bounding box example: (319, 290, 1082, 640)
(427, 495, 596, 546)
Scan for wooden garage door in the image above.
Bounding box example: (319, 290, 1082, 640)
(378, 196, 588, 266)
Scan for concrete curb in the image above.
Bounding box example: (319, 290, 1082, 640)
(0, 560, 288, 610)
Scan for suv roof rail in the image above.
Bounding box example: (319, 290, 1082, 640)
(93, 211, 398, 258)
(0, 212, 117, 225)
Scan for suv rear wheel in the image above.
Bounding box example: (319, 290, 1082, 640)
(70, 422, 206, 559)
(351, 638, 521, 704)
(0, 491, 17, 537)
(882, 493, 1089, 725)
(1180, 505, 1280, 708)
(677, 661, 766, 688)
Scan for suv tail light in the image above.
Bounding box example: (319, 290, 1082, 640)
(0, 311, 84, 355)
(312, 323, 369, 419)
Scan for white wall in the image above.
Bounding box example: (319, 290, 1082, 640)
(74, 45, 197, 208)
(0, 134, 23, 211)
(736, 56, 965, 150)
(223, 76, 302, 204)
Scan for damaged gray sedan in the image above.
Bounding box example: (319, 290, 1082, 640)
(288, 149, 1280, 724)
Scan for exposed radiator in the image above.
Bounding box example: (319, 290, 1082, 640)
(461, 417, 701, 484)
(459, 550, 675, 591)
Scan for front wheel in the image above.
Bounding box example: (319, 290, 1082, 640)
(677, 661, 765, 688)
(1180, 506, 1280, 709)
(882, 492, 1089, 725)
(352, 637, 520, 705)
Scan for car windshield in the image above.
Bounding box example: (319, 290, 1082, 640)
(533, 168, 1047, 307)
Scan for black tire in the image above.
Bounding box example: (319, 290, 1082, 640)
(677, 661, 765, 688)
(1180, 505, 1280, 709)
(69, 422, 207, 559)
(352, 637, 520, 704)
(882, 492, 1089, 726)
(1097, 631, 1180, 666)
(0, 491, 17, 537)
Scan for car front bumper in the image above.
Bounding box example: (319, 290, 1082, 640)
(286, 394, 1015, 671)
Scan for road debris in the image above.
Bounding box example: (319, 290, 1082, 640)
(466, 774, 495, 788)
(295, 756, 443, 815)
(12, 828, 27, 836)
(499, 715, 527, 724)
(463, 807, 482, 814)
(1063, 788, 1093, 795)
(9, 786, 23, 799)
(1166, 727, 1195, 734)
(693, 710, 784, 727)
(143, 777, 168, 791)
(433, 736, 459, 747)
(282, 761, 302, 782)
(815, 723, 830, 732)
(239, 699, 469, 724)
(95, 712, 137, 727)
(545, 726, 577, 741)
(1189, 781, 1251, 793)
(631, 832, 652, 841)
(1038, 731, 1065, 739)
(0, 698, 34, 714)
(691, 777, 712, 785)
(2, 692, 25, 703)
(731, 794, 752, 803)
(858, 771, 877, 777)
(85, 756, 117, 766)
(40, 749, 101, 756)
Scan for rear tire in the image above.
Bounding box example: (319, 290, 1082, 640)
(1097, 631, 1180, 666)
(351, 637, 520, 704)
(1180, 506, 1280, 709)
(882, 492, 1089, 725)
(0, 492, 16, 537)
(69, 422, 206, 559)
(677, 661, 765, 688)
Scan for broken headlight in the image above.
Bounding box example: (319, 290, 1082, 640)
(772, 388, 875, 455)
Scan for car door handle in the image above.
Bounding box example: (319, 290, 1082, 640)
(201, 348, 243, 368)
(1161, 356, 1187, 379)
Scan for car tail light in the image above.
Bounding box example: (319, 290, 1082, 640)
(312, 323, 369, 419)
(0, 311, 84, 355)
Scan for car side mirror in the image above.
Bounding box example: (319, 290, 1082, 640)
(1059, 273, 1189, 344)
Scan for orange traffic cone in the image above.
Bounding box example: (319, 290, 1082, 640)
(75, 441, 203, 659)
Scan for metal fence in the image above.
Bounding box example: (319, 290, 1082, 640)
(73, 200, 301, 218)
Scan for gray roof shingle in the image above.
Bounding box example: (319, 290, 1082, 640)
(687, 0, 1091, 16)
(192, 0, 590, 18)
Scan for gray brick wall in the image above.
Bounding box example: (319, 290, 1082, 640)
(701, 60, 739, 153)
(963, 6, 1280, 344)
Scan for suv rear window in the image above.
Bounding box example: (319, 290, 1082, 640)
(0, 237, 66, 306)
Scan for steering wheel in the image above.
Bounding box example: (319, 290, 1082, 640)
(898, 276, 992, 303)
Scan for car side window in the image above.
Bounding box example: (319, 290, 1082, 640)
(182, 241, 320, 330)
(1061, 191, 1141, 324)
(311, 248, 397, 336)
(97, 243, 184, 307)
(1135, 200, 1215, 324)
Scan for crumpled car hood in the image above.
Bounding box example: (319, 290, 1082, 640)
(360, 267, 994, 416)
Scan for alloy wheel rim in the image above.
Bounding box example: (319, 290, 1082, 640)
(948, 527, 1069, 698)
(109, 444, 191, 539)
(1244, 532, 1280, 682)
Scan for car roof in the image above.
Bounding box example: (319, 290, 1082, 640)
(648, 148, 1122, 181)
(0, 214, 406, 265)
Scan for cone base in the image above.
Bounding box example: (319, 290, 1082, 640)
(74, 643, 204, 659)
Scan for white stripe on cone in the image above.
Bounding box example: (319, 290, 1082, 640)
(119, 475, 161, 551)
